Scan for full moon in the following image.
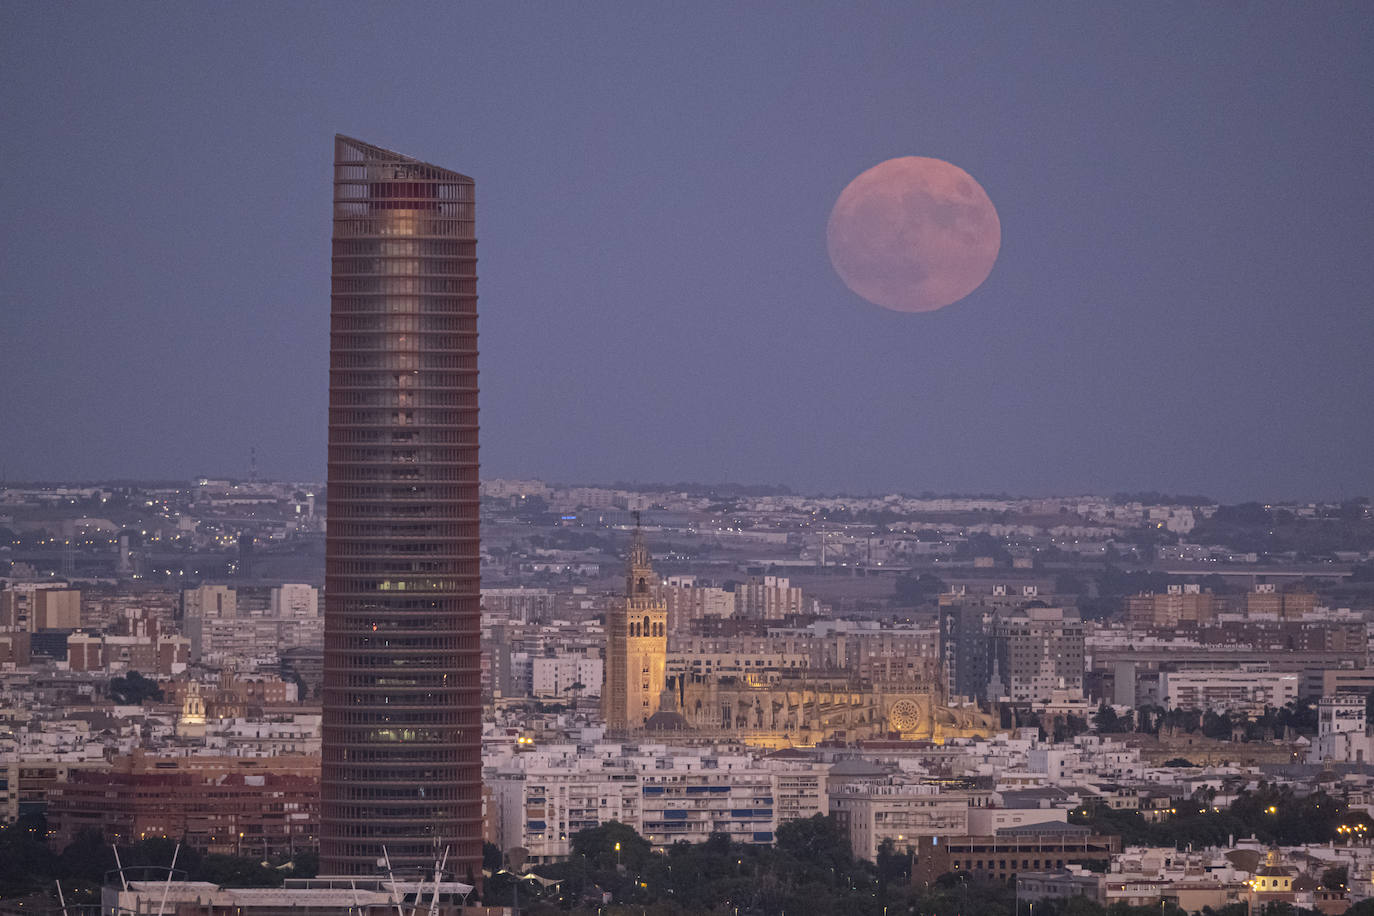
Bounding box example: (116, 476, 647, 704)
(827, 156, 1001, 313)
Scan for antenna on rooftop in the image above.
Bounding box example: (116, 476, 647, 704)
(249, 445, 258, 483)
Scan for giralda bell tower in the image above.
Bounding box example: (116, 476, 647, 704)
(322, 136, 481, 880)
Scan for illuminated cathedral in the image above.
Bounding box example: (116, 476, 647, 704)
(602, 527, 995, 747)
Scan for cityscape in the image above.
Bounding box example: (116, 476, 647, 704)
(2, 4, 1372, 916)
(3, 475, 1374, 913)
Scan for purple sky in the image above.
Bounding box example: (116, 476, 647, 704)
(2, 3, 1371, 501)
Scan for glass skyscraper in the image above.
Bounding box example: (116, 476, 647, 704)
(321, 136, 481, 879)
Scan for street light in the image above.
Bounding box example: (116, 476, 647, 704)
(615, 841, 621, 868)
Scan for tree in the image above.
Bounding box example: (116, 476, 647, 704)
(197, 854, 283, 888)
(1094, 704, 1133, 734)
(109, 671, 163, 704)
(1054, 714, 1091, 743)
(875, 838, 910, 889)
(893, 573, 945, 605)
(483, 841, 503, 872)
(1323, 865, 1348, 890)
(569, 820, 651, 872)
(288, 851, 318, 878)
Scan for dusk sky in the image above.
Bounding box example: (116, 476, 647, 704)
(2, 3, 1371, 502)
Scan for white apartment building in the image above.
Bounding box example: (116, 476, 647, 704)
(828, 782, 969, 861)
(185, 616, 323, 665)
(735, 576, 803, 621)
(269, 584, 319, 619)
(489, 748, 643, 863)
(182, 585, 236, 619)
(531, 655, 603, 699)
(1316, 694, 1374, 764)
(486, 743, 828, 863)
(1158, 669, 1299, 714)
(659, 579, 734, 633)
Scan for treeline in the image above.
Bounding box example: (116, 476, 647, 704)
(1070, 784, 1366, 849)
(1011, 700, 1324, 744)
(7, 808, 1360, 914)
(490, 816, 1334, 915)
(0, 815, 316, 902)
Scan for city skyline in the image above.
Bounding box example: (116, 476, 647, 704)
(2, 6, 1372, 499)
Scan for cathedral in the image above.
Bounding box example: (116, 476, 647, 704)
(602, 526, 996, 747)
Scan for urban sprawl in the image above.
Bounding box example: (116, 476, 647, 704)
(3, 478, 1373, 914)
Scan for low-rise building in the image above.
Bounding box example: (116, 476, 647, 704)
(47, 751, 320, 854)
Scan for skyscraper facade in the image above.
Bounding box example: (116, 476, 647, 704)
(321, 136, 481, 879)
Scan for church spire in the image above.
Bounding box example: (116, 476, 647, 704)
(626, 511, 655, 596)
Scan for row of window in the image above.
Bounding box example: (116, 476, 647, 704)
(332, 165, 472, 193)
(333, 258, 473, 276)
(329, 576, 478, 591)
(331, 630, 470, 647)
(322, 744, 480, 765)
(340, 726, 455, 744)
(318, 819, 465, 838)
(329, 483, 470, 499)
(329, 516, 480, 530)
(329, 409, 475, 425)
(328, 445, 476, 463)
(326, 598, 478, 614)
(330, 434, 474, 451)
(333, 568, 478, 585)
(337, 785, 464, 801)
(326, 673, 459, 690)
(330, 352, 475, 369)
(624, 619, 665, 638)
(333, 277, 475, 294)
(323, 736, 483, 755)
(324, 637, 475, 650)
(955, 857, 1068, 871)
(332, 239, 474, 258)
(323, 841, 471, 860)
(336, 179, 473, 206)
(335, 174, 475, 199)
(332, 217, 473, 238)
(328, 463, 475, 481)
(327, 527, 475, 543)
(329, 655, 463, 670)
(330, 330, 474, 349)
(329, 569, 473, 585)
(329, 543, 476, 560)
(331, 372, 476, 389)
(333, 709, 468, 726)
(332, 315, 472, 332)
(330, 296, 476, 315)
(334, 198, 473, 218)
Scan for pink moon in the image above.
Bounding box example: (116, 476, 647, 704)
(827, 157, 1001, 313)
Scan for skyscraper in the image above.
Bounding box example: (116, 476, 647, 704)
(321, 136, 481, 879)
(603, 520, 668, 732)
